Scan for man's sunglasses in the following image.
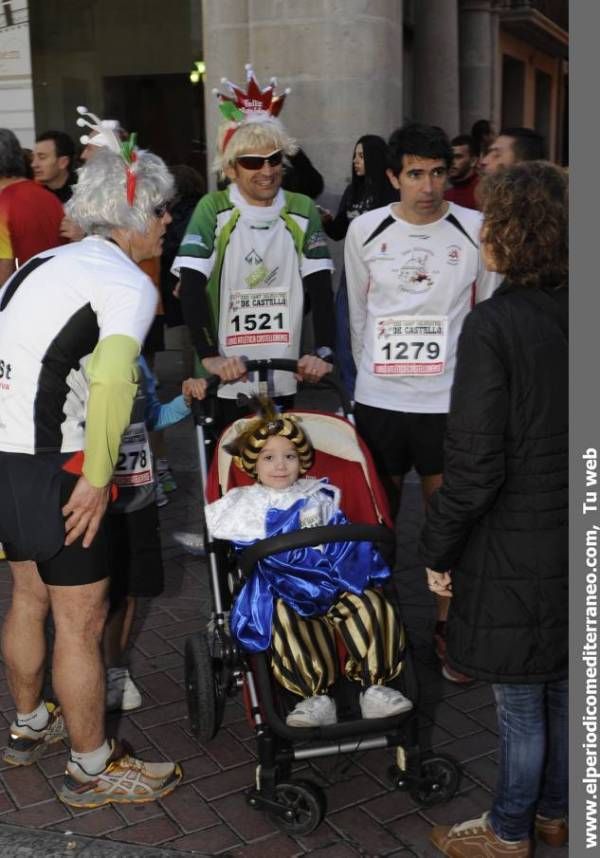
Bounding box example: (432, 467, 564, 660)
(235, 150, 283, 171)
(154, 202, 169, 218)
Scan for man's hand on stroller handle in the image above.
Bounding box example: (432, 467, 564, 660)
(296, 354, 333, 384)
(199, 355, 332, 386)
(202, 356, 249, 383)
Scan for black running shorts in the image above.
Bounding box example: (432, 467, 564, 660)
(354, 404, 447, 477)
(0, 451, 110, 586)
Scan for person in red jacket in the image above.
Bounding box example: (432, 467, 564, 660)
(0, 129, 65, 286)
(444, 134, 480, 210)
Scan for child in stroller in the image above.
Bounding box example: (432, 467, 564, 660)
(204, 396, 413, 727)
(186, 365, 459, 833)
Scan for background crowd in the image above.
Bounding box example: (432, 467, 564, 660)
(0, 95, 567, 858)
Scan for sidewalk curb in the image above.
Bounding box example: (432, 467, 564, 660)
(0, 821, 211, 857)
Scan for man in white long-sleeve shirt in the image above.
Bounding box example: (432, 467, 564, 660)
(345, 124, 498, 681)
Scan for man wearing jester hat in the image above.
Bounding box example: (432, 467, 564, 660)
(172, 65, 336, 428)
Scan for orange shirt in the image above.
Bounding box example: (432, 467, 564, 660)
(138, 256, 164, 315)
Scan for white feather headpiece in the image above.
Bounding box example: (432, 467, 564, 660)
(75, 106, 139, 205)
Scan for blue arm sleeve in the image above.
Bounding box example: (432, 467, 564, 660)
(139, 355, 191, 431)
(153, 395, 191, 431)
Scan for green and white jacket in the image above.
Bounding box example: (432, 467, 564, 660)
(172, 184, 333, 398)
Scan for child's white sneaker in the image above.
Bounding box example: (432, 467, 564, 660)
(359, 685, 413, 718)
(286, 694, 337, 727)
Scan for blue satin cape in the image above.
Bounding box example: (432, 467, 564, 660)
(230, 498, 390, 652)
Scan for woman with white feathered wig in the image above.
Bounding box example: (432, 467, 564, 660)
(65, 146, 174, 260)
(0, 133, 187, 804)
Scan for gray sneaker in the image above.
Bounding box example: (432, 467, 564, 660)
(3, 702, 68, 766)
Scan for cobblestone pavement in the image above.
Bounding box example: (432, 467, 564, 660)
(0, 352, 567, 857)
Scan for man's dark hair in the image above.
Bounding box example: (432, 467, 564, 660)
(0, 128, 26, 178)
(36, 130, 76, 166)
(500, 127, 546, 162)
(451, 134, 475, 156)
(471, 119, 492, 138)
(170, 164, 206, 200)
(387, 123, 453, 175)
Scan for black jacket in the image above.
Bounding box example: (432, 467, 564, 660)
(419, 281, 568, 683)
(282, 149, 324, 199)
(159, 195, 201, 327)
(323, 182, 399, 241)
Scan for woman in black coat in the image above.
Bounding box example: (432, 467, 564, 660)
(419, 162, 568, 857)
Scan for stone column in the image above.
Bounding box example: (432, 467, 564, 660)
(413, 0, 460, 137)
(201, 0, 250, 189)
(459, 0, 497, 134)
(201, 0, 403, 196)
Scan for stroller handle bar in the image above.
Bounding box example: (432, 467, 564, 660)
(238, 523, 395, 579)
(190, 358, 353, 425)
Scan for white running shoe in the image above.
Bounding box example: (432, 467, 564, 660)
(60, 739, 182, 808)
(106, 668, 143, 712)
(359, 685, 413, 718)
(286, 694, 337, 727)
(172, 530, 206, 556)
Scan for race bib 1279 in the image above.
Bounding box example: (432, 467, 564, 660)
(373, 315, 448, 376)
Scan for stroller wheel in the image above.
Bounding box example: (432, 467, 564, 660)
(268, 780, 326, 835)
(184, 633, 227, 743)
(408, 753, 460, 806)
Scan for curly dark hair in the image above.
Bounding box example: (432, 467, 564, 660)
(480, 161, 568, 289)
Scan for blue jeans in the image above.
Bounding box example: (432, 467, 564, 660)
(489, 679, 568, 842)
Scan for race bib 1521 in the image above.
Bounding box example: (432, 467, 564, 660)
(225, 290, 290, 348)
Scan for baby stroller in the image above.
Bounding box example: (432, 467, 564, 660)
(184, 359, 459, 834)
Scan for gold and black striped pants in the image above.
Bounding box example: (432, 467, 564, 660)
(271, 588, 405, 697)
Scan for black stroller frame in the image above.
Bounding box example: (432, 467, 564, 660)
(184, 359, 459, 835)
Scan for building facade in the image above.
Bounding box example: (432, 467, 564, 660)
(3, 1, 568, 193)
(0, 2, 35, 147)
